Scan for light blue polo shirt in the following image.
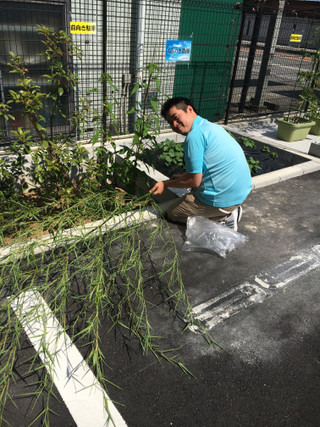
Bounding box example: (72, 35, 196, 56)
(183, 116, 252, 207)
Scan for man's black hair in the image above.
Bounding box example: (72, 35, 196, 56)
(161, 97, 198, 118)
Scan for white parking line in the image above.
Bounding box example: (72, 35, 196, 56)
(11, 290, 127, 427)
(190, 245, 320, 331)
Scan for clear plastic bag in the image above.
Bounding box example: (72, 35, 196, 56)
(182, 216, 248, 258)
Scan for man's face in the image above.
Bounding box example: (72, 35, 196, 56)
(165, 105, 196, 135)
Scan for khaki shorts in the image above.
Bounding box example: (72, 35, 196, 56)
(166, 191, 240, 224)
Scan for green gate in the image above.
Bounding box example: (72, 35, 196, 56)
(173, 0, 243, 121)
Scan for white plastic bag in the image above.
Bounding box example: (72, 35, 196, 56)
(182, 216, 248, 258)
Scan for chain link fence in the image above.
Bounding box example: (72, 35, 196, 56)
(0, 0, 242, 145)
(226, 2, 320, 123)
(1, 0, 320, 145)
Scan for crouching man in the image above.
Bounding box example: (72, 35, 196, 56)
(149, 97, 252, 231)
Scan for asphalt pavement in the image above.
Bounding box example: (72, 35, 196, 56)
(105, 168, 320, 427)
(103, 122, 320, 426)
(4, 121, 320, 426)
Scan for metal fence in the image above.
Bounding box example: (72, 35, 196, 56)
(225, 1, 320, 123)
(1, 0, 320, 145)
(0, 0, 242, 145)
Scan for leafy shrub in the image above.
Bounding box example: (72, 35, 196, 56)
(0, 26, 163, 209)
(0, 27, 221, 426)
(157, 138, 184, 167)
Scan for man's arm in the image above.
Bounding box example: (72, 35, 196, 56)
(149, 172, 202, 195)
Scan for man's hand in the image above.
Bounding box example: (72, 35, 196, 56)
(149, 181, 166, 195)
(149, 173, 202, 195)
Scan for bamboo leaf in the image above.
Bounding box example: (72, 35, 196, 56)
(150, 100, 158, 113)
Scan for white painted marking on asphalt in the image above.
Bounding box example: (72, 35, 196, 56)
(190, 283, 269, 331)
(11, 290, 127, 427)
(191, 245, 320, 331)
(192, 283, 268, 316)
(254, 245, 320, 289)
(254, 277, 270, 289)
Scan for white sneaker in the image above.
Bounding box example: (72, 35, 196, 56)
(225, 206, 243, 232)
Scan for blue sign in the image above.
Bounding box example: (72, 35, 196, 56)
(165, 40, 192, 62)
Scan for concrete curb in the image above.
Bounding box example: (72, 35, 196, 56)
(0, 207, 162, 264)
(252, 160, 320, 189)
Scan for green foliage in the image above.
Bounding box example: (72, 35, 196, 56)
(0, 102, 14, 122)
(0, 26, 165, 206)
(120, 63, 164, 194)
(236, 136, 260, 175)
(0, 26, 89, 206)
(247, 156, 261, 174)
(299, 36, 320, 121)
(237, 137, 279, 175)
(286, 26, 320, 121)
(237, 136, 256, 149)
(0, 27, 221, 425)
(263, 145, 278, 159)
(0, 191, 219, 425)
(157, 138, 184, 167)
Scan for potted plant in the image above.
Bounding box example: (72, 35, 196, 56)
(303, 27, 320, 136)
(277, 30, 320, 142)
(277, 84, 316, 142)
(277, 116, 315, 143)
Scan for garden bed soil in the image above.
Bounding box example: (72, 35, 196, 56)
(240, 145, 290, 176)
(143, 143, 292, 178)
